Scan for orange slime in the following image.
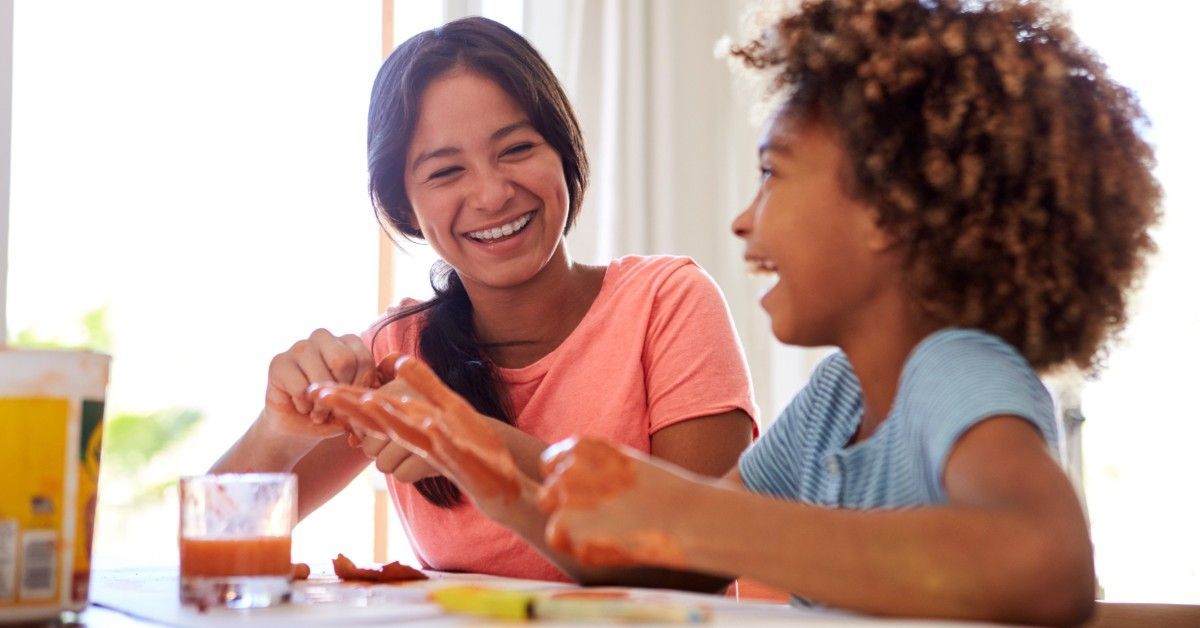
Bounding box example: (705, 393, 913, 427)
(180, 537, 292, 578)
(311, 355, 526, 504)
(539, 438, 636, 511)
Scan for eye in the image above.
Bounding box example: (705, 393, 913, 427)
(502, 142, 535, 157)
(428, 166, 463, 181)
(758, 166, 774, 181)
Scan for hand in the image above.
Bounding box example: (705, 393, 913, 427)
(537, 437, 695, 570)
(356, 434, 440, 482)
(354, 352, 439, 482)
(309, 355, 537, 518)
(261, 328, 378, 445)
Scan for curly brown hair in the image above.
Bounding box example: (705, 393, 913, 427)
(731, 0, 1161, 372)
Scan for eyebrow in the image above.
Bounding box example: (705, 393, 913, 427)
(410, 120, 535, 171)
(758, 140, 794, 157)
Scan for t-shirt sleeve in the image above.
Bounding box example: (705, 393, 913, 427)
(901, 331, 1059, 501)
(737, 353, 851, 500)
(641, 261, 758, 434)
(737, 382, 812, 499)
(361, 298, 424, 363)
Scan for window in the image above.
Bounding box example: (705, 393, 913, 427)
(1064, 0, 1200, 603)
(10, 0, 406, 569)
(8, 0, 526, 574)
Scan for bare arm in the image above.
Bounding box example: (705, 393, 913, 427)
(668, 417, 1094, 625)
(211, 329, 377, 520)
(210, 415, 372, 521)
(501, 409, 752, 481)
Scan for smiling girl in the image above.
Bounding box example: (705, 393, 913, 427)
(212, 17, 756, 586)
(531, 1, 1160, 623)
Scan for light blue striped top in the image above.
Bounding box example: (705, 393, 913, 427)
(739, 328, 1058, 510)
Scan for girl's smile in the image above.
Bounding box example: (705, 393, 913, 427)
(464, 209, 537, 244)
(404, 70, 571, 291)
(732, 112, 892, 347)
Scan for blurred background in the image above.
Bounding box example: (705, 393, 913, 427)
(0, 0, 1195, 603)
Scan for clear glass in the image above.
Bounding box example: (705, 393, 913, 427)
(178, 473, 298, 609)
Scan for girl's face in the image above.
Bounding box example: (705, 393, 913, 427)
(732, 113, 891, 346)
(404, 70, 571, 291)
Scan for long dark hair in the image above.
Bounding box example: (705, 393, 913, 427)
(366, 17, 589, 507)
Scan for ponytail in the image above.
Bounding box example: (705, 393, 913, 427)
(374, 261, 514, 508)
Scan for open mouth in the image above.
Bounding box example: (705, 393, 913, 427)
(745, 258, 778, 277)
(466, 210, 536, 243)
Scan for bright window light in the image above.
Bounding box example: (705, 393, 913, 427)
(1066, 0, 1200, 604)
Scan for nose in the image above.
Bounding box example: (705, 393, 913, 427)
(731, 201, 753, 239)
(469, 166, 516, 213)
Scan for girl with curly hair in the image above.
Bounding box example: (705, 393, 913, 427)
(309, 0, 1160, 623)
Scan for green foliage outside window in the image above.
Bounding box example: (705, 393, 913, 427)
(8, 306, 202, 504)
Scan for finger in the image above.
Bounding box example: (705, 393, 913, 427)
(313, 386, 442, 470)
(391, 356, 472, 413)
(390, 454, 437, 483)
(294, 338, 339, 423)
(310, 329, 358, 385)
(376, 351, 406, 384)
(376, 375, 428, 404)
(358, 434, 389, 458)
(360, 393, 440, 456)
(268, 355, 316, 416)
(374, 353, 429, 403)
(339, 334, 379, 388)
(308, 383, 387, 439)
(373, 440, 414, 475)
(424, 419, 521, 502)
(539, 436, 582, 479)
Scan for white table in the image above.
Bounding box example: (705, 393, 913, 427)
(76, 568, 1002, 627)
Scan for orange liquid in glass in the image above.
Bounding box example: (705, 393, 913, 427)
(179, 536, 292, 578)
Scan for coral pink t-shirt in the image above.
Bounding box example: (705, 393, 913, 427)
(365, 255, 757, 582)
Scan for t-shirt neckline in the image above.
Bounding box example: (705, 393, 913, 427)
(494, 259, 620, 384)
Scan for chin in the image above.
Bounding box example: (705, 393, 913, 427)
(474, 260, 547, 289)
(770, 318, 826, 348)
(769, 320, 801, 347)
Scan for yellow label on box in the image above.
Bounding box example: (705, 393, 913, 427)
(0, 398, 69, 606)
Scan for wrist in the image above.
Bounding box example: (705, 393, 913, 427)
(482, 480, 543, 531)
(246, 411, 324, 470)
(674, 479, 737, 572)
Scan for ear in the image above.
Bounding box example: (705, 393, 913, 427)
(856, 205, 895, 254)
(865, 222, 894, 253)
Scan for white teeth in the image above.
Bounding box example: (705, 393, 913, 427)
(468, 212, 533, 241)
(746, 260, 777, 276)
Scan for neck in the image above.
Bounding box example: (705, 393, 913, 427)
(838, 288, 939, 443)
(459, 242, 604, 368)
